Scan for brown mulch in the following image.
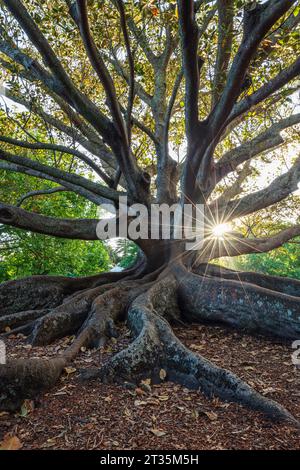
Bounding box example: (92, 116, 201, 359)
(0, 323, 300, 450)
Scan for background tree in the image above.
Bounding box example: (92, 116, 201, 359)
(0, 0, 300, 426)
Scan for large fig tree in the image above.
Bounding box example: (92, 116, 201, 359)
(0, 0, 300, 425)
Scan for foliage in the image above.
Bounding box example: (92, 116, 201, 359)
(0, 228, 111, 281)
(0, 0, 299, 278)
(112, 238, 139, 268)
(0, 152, 112, 281)
(223, 242, 300, 280)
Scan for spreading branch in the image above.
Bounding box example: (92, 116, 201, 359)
(212, 0, 234, 108)
(216, 113, 300, 183)
(0, 148, 123, 203)
(177, 0, 200, 143)
(216, 155, 300, 220)
(211, 225, 300, 259)
(0, 201, 99, 240)
(0, 135, 113, 185)
(2, 0, 114, 143)
(16, 187, 69, 207)
(229, 57, 300, 124)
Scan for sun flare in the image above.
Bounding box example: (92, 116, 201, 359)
(212, 223, 231, 239)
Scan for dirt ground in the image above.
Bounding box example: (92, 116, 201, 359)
(1, 322, 299, 450)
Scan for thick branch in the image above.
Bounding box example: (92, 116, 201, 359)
(177, 0, 199, 143)
(215, 161, 252, 204)
(0, 148, 123, 203)
(2, 87, 116, 170)
(2, 0, 114, 143)
(229, 57, 300, 124)
(212, 0, 234, 107)
(209, 0, 296, 137)
(216, 113, 300, 182)
(0, 135, 113, 185)
(0, 202, 99, 240)
(211, 225, 300, 259)
(115, 0, 135, 143)
(216, 155, 300, 220)
(70, 0, 127, 143)
(0, 161, 104, 205)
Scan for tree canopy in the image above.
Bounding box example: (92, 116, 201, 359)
(0, 0, 299, 261)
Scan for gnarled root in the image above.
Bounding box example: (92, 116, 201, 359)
(177, 266, 300, 340)
(0, 264, 143, 317)
(196, 264, 300, 297)
(0, 358, 66, 411)
(84, 275, 299, 427)
(0, 263, 299, 427)
(0, 280, 143, 410)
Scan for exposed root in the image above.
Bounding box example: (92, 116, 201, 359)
(0, 309, 49, 333)
(0, 280, 143, 411)
(0, 263, 299, 427)
(0, 262, 144, 317)
(83, 275, 299, 427)
(29, 287, 104, 346)
(0, 358, 66, 411)
(197, 264, 300, 298)
(176, 266, 300, 340)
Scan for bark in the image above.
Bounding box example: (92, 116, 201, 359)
(0, 0, 299, 430)
(0, 249, 299, 429)
(177, 268, 300, 340)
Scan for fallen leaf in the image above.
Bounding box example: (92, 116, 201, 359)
(64, 367, 76, 375)
(124, 407, 131, 417)
(159, 368, 167, 381)
(158, 395, 169, 401)
(134, 400, 147, 406)
(150, 428, 167, 437)
(203, 411, 218, 421)
(20, 399, 34, 417)
(0, 434, 22, 450)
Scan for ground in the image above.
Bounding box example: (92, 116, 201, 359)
(1, 322, 299, 450)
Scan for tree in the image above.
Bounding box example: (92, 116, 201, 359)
(0, 0, 299, 426)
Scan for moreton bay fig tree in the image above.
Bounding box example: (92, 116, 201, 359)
(0, 0, 300, 426)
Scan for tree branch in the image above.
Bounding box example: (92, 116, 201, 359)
(0, 148, 123, 203)
(0, 135, 113, 185)
(115, 0, 135, 143)
(215, 155, 300, 221)
(68, 0, 127, 142)
(0, 201, 99, 240)
(16, 187, 69, 207)
(212, 0, 234, 108)
(1, 87, 117, 171)
(216, 113, 300, 182)
(209, 0, 296, 137)
(229, 57, 300, 124)
(126, 16, 157, 66)
(2, 0, 114, 143)
(0, 161, 102, 205)
(210, 225, 300, 259)
(177, 0, 200, 143)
